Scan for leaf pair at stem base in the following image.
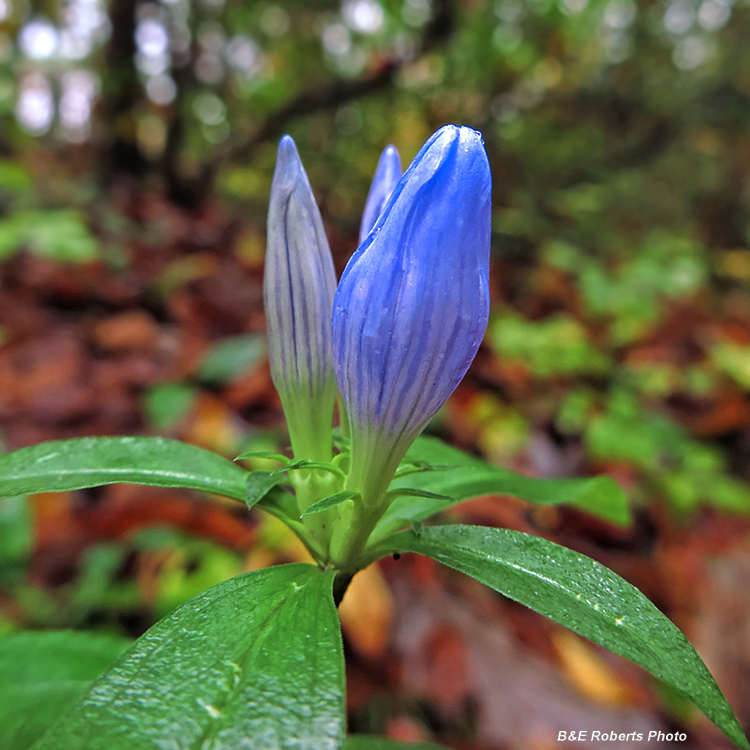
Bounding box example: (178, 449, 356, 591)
(2, 528, 747, 750)
(0, 437, 746, 748)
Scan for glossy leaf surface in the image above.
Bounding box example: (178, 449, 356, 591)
(0, 437, 248, 502)
(373, 525, 748, 750)
(370, 435, 629, 541)
(33, 564, 345, 750)
(0, 631, 129, 750)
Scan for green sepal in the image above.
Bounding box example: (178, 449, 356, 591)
(385, 487, 453, 502)
(301, 490, 360, 517)
(273, 460, 345, 479)
(394, 461, 458, 478)
(234, 451, 290, 464)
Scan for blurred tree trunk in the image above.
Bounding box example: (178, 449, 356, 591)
(163, 63, 214, 209)
(102, 0, 147, 177)
(100, 0, 211, 207)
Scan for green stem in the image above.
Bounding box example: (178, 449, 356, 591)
(293, 469, 341, 564)
(327, 429, 409, 571)
(328, 502, 380, 572)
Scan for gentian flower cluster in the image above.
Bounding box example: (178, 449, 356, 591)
(264, 124, 491, 570)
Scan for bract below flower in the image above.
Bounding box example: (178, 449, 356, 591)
(332, 125, 491, 506)
(264, 135, 338, 461)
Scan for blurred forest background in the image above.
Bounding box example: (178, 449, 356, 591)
(1, 0, 750, 748)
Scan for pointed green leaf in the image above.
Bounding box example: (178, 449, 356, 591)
(371, 435, 629, 542)
(394, 462, 458, 478)
(0, 631, 130, 750)
(386, 488, 452, 502)
(32, 564, 345, 750)
(0, 437, 250, 502)
(372, 525, 748, 750)
(245, 470, 285, 509)
(302, 491, 360, 517)
(234, 451, 290, 464)
(280, 460, 345, 478)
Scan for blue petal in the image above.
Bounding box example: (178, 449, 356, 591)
(265, 135, 337, 458)
(359, 145, 402, 245)
(332, 125, 491, 493)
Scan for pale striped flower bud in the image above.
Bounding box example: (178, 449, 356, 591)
(359, 145, 402, 245)
(264, 135, 338, 461)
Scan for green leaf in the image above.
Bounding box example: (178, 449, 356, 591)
(344, 737, 449, 750)
(0, 631, 130, 750)
(255, 486, 300, 522)
(235, 451, 290, 464)
(373, 525, 749, 750)
(33, 564, 345, 750)
(489, 312, 611, 377)
(245, 470, 285, 509)
(371, 436, 629, 542)
(0, 161, 33, 195)
(281, 460, 345, 478)
(302, 490, 360, 517)
(198, 334, 266, 384)
(386, 488, 452, 502)
(143, 383, 197, 430)
(25, 210, 99, 263)
(0, 210, 98, 263)
(394, 461, 458, 478)
(0, 495, 31, 587)
(0, 437, 249, 502)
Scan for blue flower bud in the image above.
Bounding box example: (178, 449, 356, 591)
(264, 135, 338, 461)
(332, 125, 491, 504)
(359, 145, 402, 245)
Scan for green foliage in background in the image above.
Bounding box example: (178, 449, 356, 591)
(1, 0, 750, 747)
